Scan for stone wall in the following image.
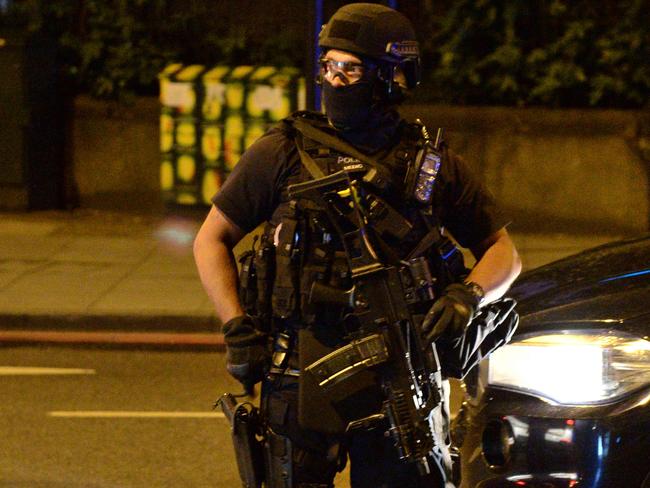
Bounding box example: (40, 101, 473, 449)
(72, 96, 649, 233)
(400, 105, 649, 234)
(71, 96, 163, 212)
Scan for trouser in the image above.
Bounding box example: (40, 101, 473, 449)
(261, 375, 340, 487)
(261, 374, 441, 488)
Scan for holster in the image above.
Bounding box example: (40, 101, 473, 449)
(218, 393, 265, 488)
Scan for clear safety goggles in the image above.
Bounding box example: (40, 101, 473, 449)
(318, 57, 375, 85)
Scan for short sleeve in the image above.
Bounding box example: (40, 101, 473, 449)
(212, 127, 298, 233)
(435, 147, 509, 249)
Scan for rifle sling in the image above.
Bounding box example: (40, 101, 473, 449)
(295, 131, 326, 180)
(293, 118, 379, 169)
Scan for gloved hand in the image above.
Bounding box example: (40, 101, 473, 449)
(222, 315, 270, 387)
(421, 282, 483, 345)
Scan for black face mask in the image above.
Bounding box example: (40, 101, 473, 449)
(322, 81, 375, 131)
(322, 82, 401, 153)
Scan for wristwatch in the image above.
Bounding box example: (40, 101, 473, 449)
(463, 281, 486, 308)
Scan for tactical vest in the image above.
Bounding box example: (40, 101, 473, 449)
(236, 111, 471, 435)
(239, 110, 466, 333)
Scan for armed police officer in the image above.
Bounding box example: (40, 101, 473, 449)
(194, 3, 521, 488)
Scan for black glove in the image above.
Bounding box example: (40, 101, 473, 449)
(421, 282, 483, 345)
(222, 315, 270, 387)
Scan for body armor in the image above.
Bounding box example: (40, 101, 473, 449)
(240, 111, 465, 327)
(239, 111, 465, 433)
(230, 111, 519, 488)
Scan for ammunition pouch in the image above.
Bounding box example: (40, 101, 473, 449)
(299, 261, 329, 324)
(256, 232, 276, 318)
(238, 249, 258, 316)
(272, 215, 300, 319)
(236, 224, 277, 321)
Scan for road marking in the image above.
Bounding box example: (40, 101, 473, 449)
(0, 366, 96, 375)
(48, 411, 226, 419)
(0, 330, 225, 347)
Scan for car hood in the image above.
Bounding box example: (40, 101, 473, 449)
(508, 234, 650, 333)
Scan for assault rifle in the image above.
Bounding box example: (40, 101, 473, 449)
(288, 169, 452, 484)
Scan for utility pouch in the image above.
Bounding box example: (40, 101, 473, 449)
(272, 217, 299, 319)
(255, 236, 276, 318)
(299, 262, 327, 322)
(365, 193, 413, 242)
(217, 393, 265, 488)
(238, 250, 258, 316)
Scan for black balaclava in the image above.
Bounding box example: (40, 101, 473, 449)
(322, 75, 401, 153)
(317, 3, 420, 152)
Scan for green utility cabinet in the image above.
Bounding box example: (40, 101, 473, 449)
(159, 64, 306, 206)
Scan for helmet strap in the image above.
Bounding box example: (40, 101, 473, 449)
(376, 64, 405, 104)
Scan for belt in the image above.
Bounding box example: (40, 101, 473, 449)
(268, 366, 301, 377)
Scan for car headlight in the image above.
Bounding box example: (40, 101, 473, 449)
(486, 331, 650, 405)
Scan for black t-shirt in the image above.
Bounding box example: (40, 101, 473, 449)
(213, 119, 508, 249)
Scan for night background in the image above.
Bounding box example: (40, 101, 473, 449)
(1, 2, 650, 487)
(2, 0, 649, 108)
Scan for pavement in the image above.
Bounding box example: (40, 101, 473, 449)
(0, 207, 629, 348)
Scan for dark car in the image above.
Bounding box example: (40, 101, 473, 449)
(454, 235, 650, 488)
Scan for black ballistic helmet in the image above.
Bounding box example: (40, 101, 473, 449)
(319, 2, 420, 91)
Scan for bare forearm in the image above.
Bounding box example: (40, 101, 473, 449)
(467, 231, 522, 304)
(194, 237, 244, 323)
(193, 206, 246, 324)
